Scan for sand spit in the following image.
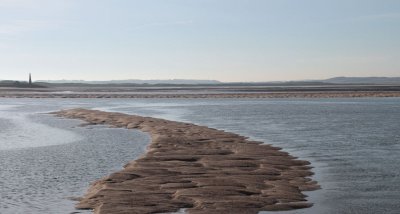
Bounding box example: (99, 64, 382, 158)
(54, 109, 320, 214)
(3, 91, 400, 98)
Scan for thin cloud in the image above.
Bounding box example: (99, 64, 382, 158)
(0, 0, 62, 8)
(0, 20, 55, 35)
(132, 20, 194, 30)
(0, 0, 37, 8)
(296, 55, 389, 64)
(352, 13, 400, 22)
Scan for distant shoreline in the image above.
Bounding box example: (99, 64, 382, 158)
(1, 84, 400, 98)
(1, 91, 400, 98)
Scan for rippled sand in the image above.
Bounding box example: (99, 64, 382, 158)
(55, 109, 319, 214)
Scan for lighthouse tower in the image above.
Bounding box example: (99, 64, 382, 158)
(29, 73, 32, 85)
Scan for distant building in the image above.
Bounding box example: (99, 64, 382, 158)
(29, 73, 32, 85)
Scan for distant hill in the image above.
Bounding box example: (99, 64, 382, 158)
(8, 77, 400, 88)
(322, 77, 400, 84)
(38, 79, 221, 85)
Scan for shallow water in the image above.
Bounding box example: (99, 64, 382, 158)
(0, 100, 149, 214)
(1, 98, 399, 213)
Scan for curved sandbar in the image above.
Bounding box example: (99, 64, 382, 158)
(54, 109, 320, 214)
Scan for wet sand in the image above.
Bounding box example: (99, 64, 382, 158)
(2, 84, 400, 98)
(2, 91, 400, 98)
(54, 109, 319, 214)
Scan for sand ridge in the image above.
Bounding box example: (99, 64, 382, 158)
(54, 109, 320, 214)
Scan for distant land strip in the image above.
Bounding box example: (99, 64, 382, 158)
(54, 109, 320, 214)
(2, 91, 400, 98)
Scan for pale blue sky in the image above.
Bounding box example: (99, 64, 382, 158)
(0, 0, 399, 82)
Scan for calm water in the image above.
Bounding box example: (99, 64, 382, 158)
(0, 98, 399, 214)
(0, 100, 149, 214)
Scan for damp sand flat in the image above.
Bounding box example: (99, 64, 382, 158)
(2, 91, 400, 99)
(55, 109, 319, 214)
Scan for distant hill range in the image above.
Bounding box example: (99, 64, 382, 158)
(37, 79, 222, 85)
(1, 77, 400, 88)
(36, 77, 400, 85)
(321, 77, 400, 84)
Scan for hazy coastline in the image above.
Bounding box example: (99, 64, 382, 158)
(1, 84, 400, 99)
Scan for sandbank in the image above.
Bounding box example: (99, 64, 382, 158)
(54, 109, 319, 214)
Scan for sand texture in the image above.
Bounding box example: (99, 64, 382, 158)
(54, 109, 320, 214)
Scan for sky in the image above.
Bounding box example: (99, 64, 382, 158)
(0, 0, 399, 82)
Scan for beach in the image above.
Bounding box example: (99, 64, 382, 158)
(1, 91, 400, 98)
(2, 0, 400, 213)
(54, 108, 319, 214)
(1, 84, 400, 99)
(1, 98, 400, 213)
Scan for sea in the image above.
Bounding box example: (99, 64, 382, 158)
(0, 98, 399, 214)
